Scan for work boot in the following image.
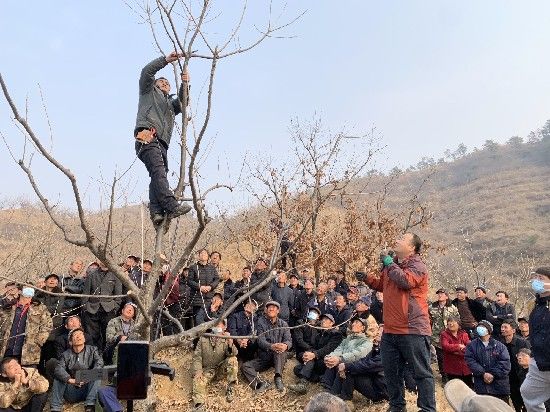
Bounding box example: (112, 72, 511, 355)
(192, 404, 205, 412)
(254, 380, 271, 394)
(151, 212, 165, 226)
(274, 375, 284, 392)
(225, 383, 234, 403)
(287, 377, 308, 395)
(167, 203, 192, 219)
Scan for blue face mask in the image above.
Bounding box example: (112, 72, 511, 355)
(21, 287, 35, 298)
(476, 326, 488, 337)
(531, 279, 547, 294)
(307, 311, 319, 321)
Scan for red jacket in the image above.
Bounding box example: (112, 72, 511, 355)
(366, 254, 431, 336)
(440, 329, 471, 376)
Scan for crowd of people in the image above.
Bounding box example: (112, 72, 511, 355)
(0, 233, 548, 412)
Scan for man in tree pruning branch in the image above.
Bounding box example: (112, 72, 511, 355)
(134, 52, 192, 228)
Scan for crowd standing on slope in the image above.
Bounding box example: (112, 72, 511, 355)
(0, 233, 548, 412)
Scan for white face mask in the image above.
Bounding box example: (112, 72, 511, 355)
(211, 327, 223, 334)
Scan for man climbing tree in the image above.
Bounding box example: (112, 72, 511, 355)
(134, 52, 192, 228)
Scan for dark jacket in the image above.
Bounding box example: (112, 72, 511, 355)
(499, 335, 529, 384)
(270, 285, 295, 322)
(335, 280, 350, 297)
(529, 294, 550, 371)
(187, 262, 220, 307)
(345, 342, 384, 375)
(250, 270, 273, 307)
(487, 302, 516, 336)
(54, 345, 104, 382)
(134, 57, 186, 147)
(222, 279, 238, 302)
(256, 315, 292, 360)
(35, 287, 65, 330)
(59, 274, 84, 311)
(228, 311, 258, 337)
(331, 305, 353, 335)
(294, 290, 315, 321)
(294, 322, 343, 360)
(465, 337, 511, 395)
(54, 328, 94, 360)
(308, 296, 334, 316)
(195, 305, 222, 326)
(451, 297, 486, 323)
(82, 269, 123, 314)
(370, 294, 383, 324)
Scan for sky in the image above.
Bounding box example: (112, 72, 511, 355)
(1, 1, 550, 213)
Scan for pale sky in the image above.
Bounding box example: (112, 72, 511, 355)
(1, 1, 550, 212)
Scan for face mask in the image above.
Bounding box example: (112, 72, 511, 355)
(476, 326, 488, 337)
(21, 287, 35, 298)
(531, 279, 548, 294)
(307, 312, 319, 321)
(211, 327, 223, 334)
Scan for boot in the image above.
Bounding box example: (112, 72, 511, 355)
(287, 377, 308, 395)
(225, 383, 234, 403)
(150, 212, 165, 226)
(167, 203, 192, 219)
(274, 375, 284, 392)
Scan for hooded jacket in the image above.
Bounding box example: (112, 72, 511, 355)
(328, 332, 373, 363)
(464, 337, 511, 395)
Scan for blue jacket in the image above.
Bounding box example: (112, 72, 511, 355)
(227, 311, 257, 337)
(465, 337, 511, 395)
(530, 294, 550, 371)
(345, 343, 384, 375)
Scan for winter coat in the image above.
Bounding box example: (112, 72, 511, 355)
(134, 57, 186, 147)
(429, 301, 460, 347)
(345, 342, 384, 375)
(293, 322, 343, 360)
(82, 269, 122, 314)
(0, 367, 49, 409)
(187, 262, 220, 307)
(328, 333, 373, 363)
(54, 345, 104, 382)
(499, 335, 530, 385)
(0, 301, 53, 366)
(191, 335, 238, 375)
(195, 305, 222, 326)
(256, 315, 292, 360)
(227, 311, 257, 337)
(59, 274, 84, 311)
(335, 280, 350, 296)
(464, 337, 511, 395)
(270, 285, 295, 322)
(370, 295, 383, 324)
(308, 296, 334, 316)
(440, 329, 471, 376)
(529, 294, 550, 371)
(487, 302, 516, 336)
(366, 254, 431, 336)
(105, 316, 140, 346)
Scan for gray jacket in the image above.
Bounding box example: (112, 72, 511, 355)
(270, 285, 295, 322)
(54, 345, 104, 382)
(82, 269, 122, 314)
(134, 57, 185, 147)
(256, 315, 292, 360)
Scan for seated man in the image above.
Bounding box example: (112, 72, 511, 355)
(242, 301, 292, 393)
(227, 300, 258, 363)
(105, 302, 139, 364)
(330, 324, 388, 410)
(51, 328, 103, 412)
(195, 292, 223, 326)
(191, 319, 238, 411)
(0, 357, 49, 412)
(330, 294, 353, 335)
(320, 317, 373, 390)
(288, 310, 343, 394)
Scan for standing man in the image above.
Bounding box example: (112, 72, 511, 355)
(81, 261, 123, 351)
(363, 233, 436, 412)
(486, 291, 516, 339)
(520, 267, 550, 412)
(452, 287, 485, 338)
(187, 249, 219, 323)
(270, 271, 294, 324)
(59, 259, 84, 317)
(134, 53, 192, 227)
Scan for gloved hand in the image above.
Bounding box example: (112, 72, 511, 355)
(380, 250, 395, 267)
(355, 271, 366, 281)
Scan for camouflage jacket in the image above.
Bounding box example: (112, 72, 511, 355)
(105, 316, 140, 346)
(0, 367, 49, 409)
(0, 301, 53, 365)
(191, 335, 238, 375)
(429, 301, 460, 347)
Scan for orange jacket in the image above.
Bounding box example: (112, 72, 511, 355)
(366, 254, 431, 336)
